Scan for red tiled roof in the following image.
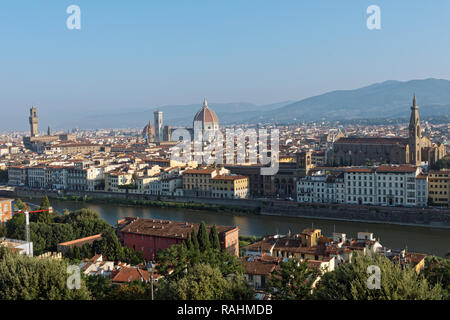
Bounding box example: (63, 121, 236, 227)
(119, 218, 237, 239)
(193, 105, 219, 124)
(375, 165, 417, 173)
(344, 168, 374, 173)
(111, 267, 151, 283)
(58, 234, 102, 246)
(240, 258, 278, 275)
(212, 175, 248, 181)
(183, 168, 216, 175)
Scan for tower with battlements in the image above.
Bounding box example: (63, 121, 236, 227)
(29, 107, 38, 137)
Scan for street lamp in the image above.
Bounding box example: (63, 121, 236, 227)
(148, 261, 156, 300)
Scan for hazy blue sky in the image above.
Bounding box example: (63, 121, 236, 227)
(1, 0, 450, 130)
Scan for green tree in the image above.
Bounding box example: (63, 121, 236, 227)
(48, 223, 75, 251)
(185, 233, 193, 250)
(157, 241, 243, 280)
(14, 198, 28, 211)
(191, 229, 200, 251)
(5, 213, 25, 240)
(209, 225, 220, 250)
(423, 255, 450, 299)
(157, 263, 254, 300)
(197, 222, 210, 251)
(109, 280, 153, 300)
(0, 225, 6, 237)
(157, 244, 189, 280)
(0, 246, 91, 300)
(30, 222, 52, 256)
(268, 258, 320, 300)
(39, 196, 51, 210)
(84, 275, 112, 300)
(313, 253, 442, 300)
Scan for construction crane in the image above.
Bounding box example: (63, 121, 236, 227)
(13, 204, 54, 257)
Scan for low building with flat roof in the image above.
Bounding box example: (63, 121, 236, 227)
(0, 237, 33, 256)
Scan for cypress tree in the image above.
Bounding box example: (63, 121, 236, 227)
(197, 222, 210, 252)
(186, 233, 193, 250)
(39, 196, 51, 210)
(189, 230, 201, 266)
(209, 225, 221, 250)
(191, 230, 199, 251)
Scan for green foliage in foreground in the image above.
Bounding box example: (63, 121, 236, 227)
(5, 205, 144, 264)
(85, 276, 153, 300)
(0, 246, 91, 300)
(423, 255, 450, 299)
(156, 223, 254, 300)
(157, 263, 254, 300)
(313, 253, 443, 300)
(157, 224, 243, 280)
(268, 258, 320, 300)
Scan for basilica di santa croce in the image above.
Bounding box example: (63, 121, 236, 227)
(328, 95, 446, 167)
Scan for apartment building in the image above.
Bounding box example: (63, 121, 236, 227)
(105, 171, 133, 193)
(45, 143, 104, 155)
(7, 165, 27, 186)
(27, 166, 46, 189)
(346, 165, 425, 207)
(297, 165, 426, 207)
(46, 166, 68, 190)
(211, 175, 249, 199)
(135, 175, 159, 194)
(428, 170, 450, 206)
(161, 176, 182, 196)
(68, 166, 105, 192)
(182, 167, 229, 197)
(297, 172, 345, 203)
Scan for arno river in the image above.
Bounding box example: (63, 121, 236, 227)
(48, 200, 450, 257)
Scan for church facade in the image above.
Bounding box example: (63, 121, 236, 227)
(328, 95, 445, 167)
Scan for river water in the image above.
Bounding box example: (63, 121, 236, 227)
(46, 199, 450, 257)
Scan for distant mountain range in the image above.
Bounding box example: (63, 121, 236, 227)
(257, 78, 450, 123)
(73, 78, 450, 129)
(74, 100, 294, 129)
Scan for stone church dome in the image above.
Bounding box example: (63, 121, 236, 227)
(193, 98, 219, 130)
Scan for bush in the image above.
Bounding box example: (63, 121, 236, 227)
(0, 247, 91, 300)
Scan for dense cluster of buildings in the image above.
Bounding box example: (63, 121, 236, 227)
(0, 95, 449, 207)
(240, 228, 427, 293)
(0, 194, 431, 298)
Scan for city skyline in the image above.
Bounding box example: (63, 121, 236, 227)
(1, 1, 450, 130)
(1, 0, 449, 305)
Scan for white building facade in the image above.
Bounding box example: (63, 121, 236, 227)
(297, 165, 426, 207)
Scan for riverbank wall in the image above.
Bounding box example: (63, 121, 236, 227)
(260, 202, 450, 229)
(6, 187, 450, 229)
